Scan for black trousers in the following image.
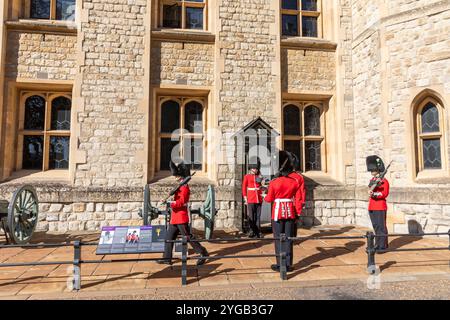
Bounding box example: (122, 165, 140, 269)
(272, 219, 295, 268)
(369, 210, 389, 250)
(163, 223, 207, 260)
(247, 203, 262, 236)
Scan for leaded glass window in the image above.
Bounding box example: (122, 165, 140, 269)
(31, 0, 75, 21)
(49, 136, 70, 169)
(161, 100, 180, 133)
(421, 103, 440, 133)
(159, 97, 205, 172)
(417, 100, 444, 171)
(304, 105, 320, 136)
(24, 96, 45, 130)
(283, 102, 324, 172)
(19, 92, 72, 171)
(283, 105, 301, 136)
(31, 0, 51, 19)
(422, 139, 442, 169)
(22, 136, 44, 170)
(185, 101, 203, 134)
(160, 0, 206, 31)
(51, 96, 71, 131)
(281, 0, 320, 38)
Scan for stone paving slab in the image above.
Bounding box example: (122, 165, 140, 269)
(0, 226, 449, 298)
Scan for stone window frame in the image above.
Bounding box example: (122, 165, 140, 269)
(157, 96, 207, 174)
(16, 91, 72, 172)
(281, 0, 323, 38)
(157, 0, 208, 31)
(281, 101, 326, 172)
(414, 97, 447, 175)
(22, 0, 76, 21)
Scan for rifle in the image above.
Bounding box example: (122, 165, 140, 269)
(160, 172, 196, 205)
(369, 161, 393, 191)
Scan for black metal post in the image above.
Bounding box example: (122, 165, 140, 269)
(366, 231, 377, 274)
(279, 233, 287, 280)
(73, 241, 81, 291)
(181, 236, 188, 286)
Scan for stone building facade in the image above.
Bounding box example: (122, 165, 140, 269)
(0, 0, 449, 235)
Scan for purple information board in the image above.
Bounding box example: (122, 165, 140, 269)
(96, 225, 166, 255)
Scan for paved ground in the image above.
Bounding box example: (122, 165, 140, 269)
(0, 225, 449, 299)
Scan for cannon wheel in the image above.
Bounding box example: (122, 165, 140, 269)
(6, 185, 39, 244)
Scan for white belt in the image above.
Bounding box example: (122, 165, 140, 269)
(274, 199, 293, 222)
(247, 188, 260, 191)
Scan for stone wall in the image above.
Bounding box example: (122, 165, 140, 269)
(351, 0, 450, 186)
(151, 41, 214, 86)
(5, 31, 77, 80)
(75, 0, 148, 188)
(281, 49, 335, 92)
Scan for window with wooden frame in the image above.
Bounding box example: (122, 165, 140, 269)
(158, 97, 206, 172)
(415, 98, 446, 172)
(282, 102, 325, 172)
(17, 92, 72, 171)
(159, 0, 207, 30)
(281, 0, 321, 37)
(27, 0, 76, 21)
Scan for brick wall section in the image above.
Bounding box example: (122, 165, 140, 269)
(5, 32, 77, 80)
(281, 49, 335, 92)
(75, 0, 147, 188)
(151, 41, 214, 86)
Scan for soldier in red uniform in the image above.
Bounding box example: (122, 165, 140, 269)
(264, 151, 299, 272)
(158, 161, 209, 265)
(242, 157, 263, 238)
(366, 155, 390, 251)
(287, 152, 306, 237)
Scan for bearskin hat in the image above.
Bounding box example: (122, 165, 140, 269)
(169, 161, 191, 178)
(274, 150, 294, 176)
(366, 155, 385, 173)
(248, 157, 261, 171)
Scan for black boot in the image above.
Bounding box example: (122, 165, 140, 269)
(197, 249, 209, 266)
(156, 258, 172, 265)
(271, 264, 280, 272)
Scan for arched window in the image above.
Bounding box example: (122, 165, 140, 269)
(282, 102, 324, 172)
(19, 92, 72, 171)
(51, 96, 71, 130)
(24, 95, 45, 130)
(416, 99, 445, 171)
(159, 97, 206, 172)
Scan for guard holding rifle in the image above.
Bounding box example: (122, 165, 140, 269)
(264, 151, 300, 272)
(366, 155, 391, 252)
(242, 157, 264, 238)
(157, 161, 209, 265)
(287, 152, 306, 237)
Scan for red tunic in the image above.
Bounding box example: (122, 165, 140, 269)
(368, 178, 390, 211)
(170, 185, 190, 225)
(242, 174, 263, 204)
(288, 171, 306, 216)
(264, 176, 299, 221)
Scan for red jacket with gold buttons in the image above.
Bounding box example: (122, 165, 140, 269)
(242, 174, 263, 204)
(170, 184, 190, 225)
(368, 178, 390, 211)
